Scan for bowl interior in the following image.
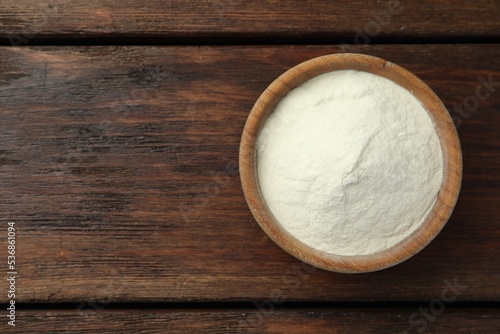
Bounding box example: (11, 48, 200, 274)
(239, 53, 462, 273)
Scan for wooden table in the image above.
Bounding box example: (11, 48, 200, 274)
(0, 1, 499, 333)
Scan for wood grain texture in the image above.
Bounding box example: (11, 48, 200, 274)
(7, 307, 500, 333)
(0, 45, 499, 303)
(0, 0, 499, 42)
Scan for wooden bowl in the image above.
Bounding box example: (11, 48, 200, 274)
(239, 53, 462, 273)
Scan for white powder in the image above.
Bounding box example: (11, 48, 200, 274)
(257, 70, 443, 256)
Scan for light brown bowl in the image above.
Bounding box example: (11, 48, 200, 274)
(239, 53, 462, 273)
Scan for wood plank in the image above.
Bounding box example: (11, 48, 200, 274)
(0, 0, 499, 43)
(7, 307, 500, 333)
(0, 45, 499, 303)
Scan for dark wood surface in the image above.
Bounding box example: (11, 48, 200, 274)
(0, 1, 499, 41)
(0, 1, 499, 332)
(6, 307, 500, 333)
(0, 45, 498, 305)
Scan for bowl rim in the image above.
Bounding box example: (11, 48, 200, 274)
(239, 53, 462, 273)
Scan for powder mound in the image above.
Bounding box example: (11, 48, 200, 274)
(257, 70, 443, 256)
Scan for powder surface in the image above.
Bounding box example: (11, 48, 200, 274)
(257, 70, 443, 256)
